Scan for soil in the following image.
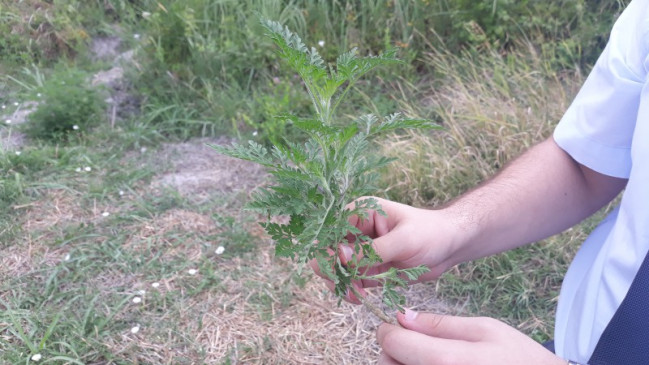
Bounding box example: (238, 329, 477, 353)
(152, 137, 268, 197)
(0, 101, 37, 151)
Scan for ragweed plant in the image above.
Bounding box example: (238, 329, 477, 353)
(211, 20, 440, 323)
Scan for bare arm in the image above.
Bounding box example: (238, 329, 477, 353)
(441, 136, 627, 268)
(313, 137, 627, 290)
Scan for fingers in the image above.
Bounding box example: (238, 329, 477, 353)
(379, 312, 566, 365)
(377, 323, 465, 365)
(396, 310, 490, 342)
(348, 202, 392, 239)
(378, 353, 403, 365)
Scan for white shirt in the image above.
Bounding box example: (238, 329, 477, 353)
(553, 0, 649, 362)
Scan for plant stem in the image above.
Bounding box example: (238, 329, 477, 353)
(349, 285, 397, 325)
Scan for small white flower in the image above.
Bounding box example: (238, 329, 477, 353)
(64, 254, 71, 261)
(15, 151, 21, 156)
(132, 296, 142, 304)
(134, 33, 141, 39)
(75, 167, 82, 172)
(140, 147, 147, 154)
(119, 190, 125, 196)
(318, 40, 325, 47)
(1, 105, 5, 109)
(188, 269, 198, 275)
(142, 11, 151, 18)
(5, 119, 11, 124)
(13, 102, 19, 106)
(102, 212, 110, 217)
(72, 125, 79, 130)
(37, 93, 42, 98)
(31, 354, 42, 362)
(151, 282, 160, 288)
(137, 289, 146, 295)
(215, 246, 225, 255)
(84, 166, 92, 172)
(130, 325, 140, 334)
(252, 131, 258, 137)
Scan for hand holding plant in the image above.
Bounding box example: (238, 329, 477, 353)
(212, 20, 440, 323)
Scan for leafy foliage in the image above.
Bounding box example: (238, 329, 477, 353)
(23, 68, 105, 142)
(212, 20, 441, 315)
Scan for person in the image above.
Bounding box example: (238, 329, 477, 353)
(312, 0, 649, 363)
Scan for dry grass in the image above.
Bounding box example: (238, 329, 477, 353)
(0, 189, 83, 285)
(380, 46, 584, 207)
(110, 246, 455, 364)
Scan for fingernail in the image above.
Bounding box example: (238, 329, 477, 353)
(404, 308, 418, 321)
(341, 245, 353, 262)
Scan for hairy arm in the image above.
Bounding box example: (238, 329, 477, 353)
(440, 136, 627, 268)
(313, 137, 627, 291)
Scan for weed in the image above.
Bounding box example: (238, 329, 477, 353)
(214, 20, 440, 322)
(22, 67, 105, 142)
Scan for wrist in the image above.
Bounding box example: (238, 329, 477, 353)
(424, 206, 473, 271)
(433, 202, 483, 267)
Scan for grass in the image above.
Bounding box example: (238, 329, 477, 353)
(0, 0, 627, 363)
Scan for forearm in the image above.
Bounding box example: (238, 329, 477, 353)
(440, 137, 626, 267)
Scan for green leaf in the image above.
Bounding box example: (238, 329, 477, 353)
(370, 113, 443, 136)
(274, 237, 295, 258)
(209, 141, 274, 167)
(400, 265, 430, 281)
(317, 254, 337, 282)
(261, 19, 327, 82)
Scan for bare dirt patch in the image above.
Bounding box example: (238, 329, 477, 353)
(152, 137, 268, 197)
(0, 101, 38, 151)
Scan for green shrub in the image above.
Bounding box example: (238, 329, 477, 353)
(126, 0, 626, 143)
(24, 68, 105, 142)
(429, 0, 627, 68)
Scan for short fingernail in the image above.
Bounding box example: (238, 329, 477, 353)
(404, 308, 418, 321)
(341, 245, 353, 261)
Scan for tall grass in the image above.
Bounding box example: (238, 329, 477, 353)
(128, 0, 624, 139)
(379, 42, 582, 206)
(2, 0, 622, 140)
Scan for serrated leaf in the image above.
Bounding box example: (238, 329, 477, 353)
(274, 237, 295, 258)
(382, 284, 406, 311)
(209, 141, 274, 167)
(370, 113, 443, 136)
(316, 255, 337, 282)
(399, 265, 431, 281)
(261, 19, 327, 82)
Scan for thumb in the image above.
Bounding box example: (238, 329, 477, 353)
(396, 309, 487, 342)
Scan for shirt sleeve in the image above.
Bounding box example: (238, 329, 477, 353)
(553, 0, 649, 179)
